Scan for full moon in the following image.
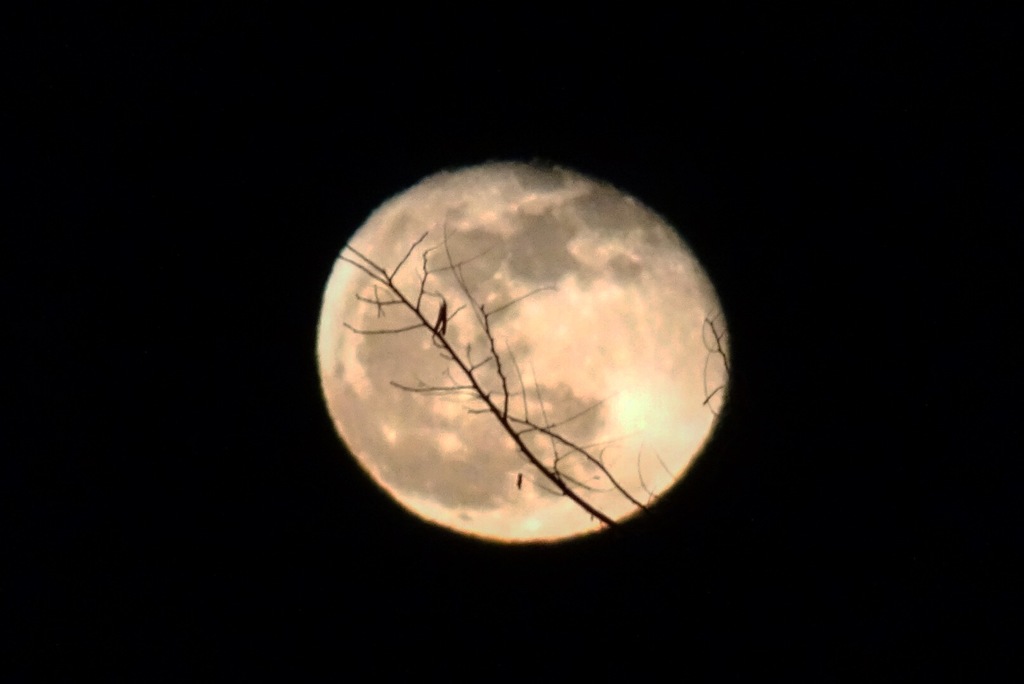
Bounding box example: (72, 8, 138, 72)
(317, 162, 729, 542)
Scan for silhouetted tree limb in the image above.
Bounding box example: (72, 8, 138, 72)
(702, 313, 730, 416)
(339, 226, 656, 528)
(636, 444, 674, 505)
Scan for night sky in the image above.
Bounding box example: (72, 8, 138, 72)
(6, 6, 1020, 679)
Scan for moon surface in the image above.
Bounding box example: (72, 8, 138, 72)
(317, 162, 728, 542)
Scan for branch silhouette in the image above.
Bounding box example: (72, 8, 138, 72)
(339, 226, 653, 528)
(702, 313, 730, 416)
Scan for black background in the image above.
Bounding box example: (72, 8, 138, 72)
(5, 5, 1021, 679)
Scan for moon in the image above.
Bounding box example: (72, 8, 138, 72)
(316, 162, 729, 542)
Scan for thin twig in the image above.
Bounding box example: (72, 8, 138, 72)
(509, 415, 649, 512)
(339, 255, 388, 286)
(487, 286, 557, 318)
(702, 314, 730, 416)
(481, 306, 510, 419)
(507, 344, 529, 422)
(390, 380, 477, 395)
(343, 321, 422, 335)
(389, 231, 430, 281)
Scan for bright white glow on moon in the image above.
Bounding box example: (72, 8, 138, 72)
(317, 162, 729, 542)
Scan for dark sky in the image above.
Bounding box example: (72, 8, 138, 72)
(6, 6, 1020, 679)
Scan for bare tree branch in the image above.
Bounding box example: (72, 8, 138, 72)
(702, 313, 730, 416)
(389, 380, 477, 395)
(509, 415, 648, 511)
(481, 305, 511, 419)
(339, 255, 388, 286)
(336, 224, 668, 529)
(537, 393, 618, 433)
(356, 288, 405, 316)
(506, 344, 529, 422)
(389, 231, 430, 281)
(343, 321, 422, 335)
(429, 241, 497, 276)
(636, 443, 675, 505)
(487, 285, 556, 318)
(637, 442, 655, 504)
